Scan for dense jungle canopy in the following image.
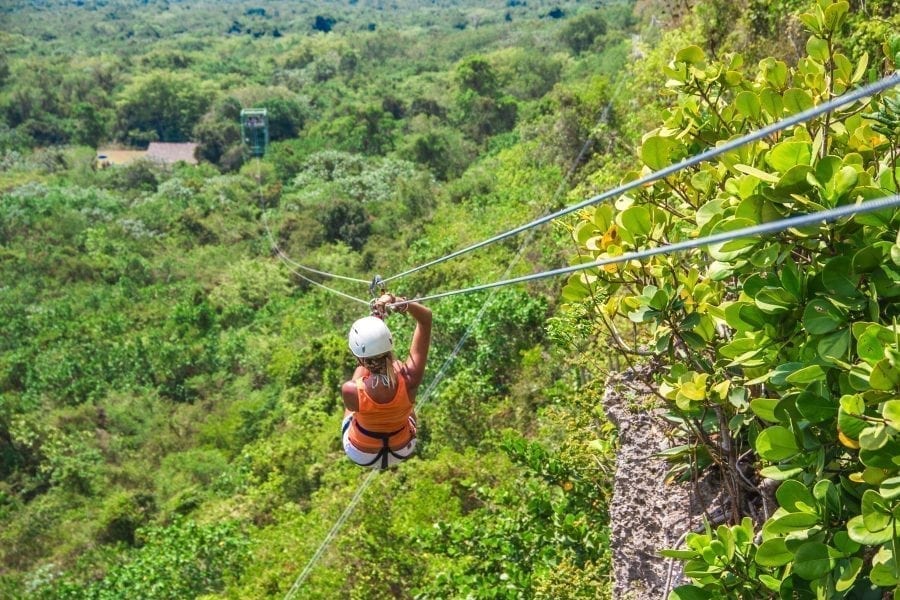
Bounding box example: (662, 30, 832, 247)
(0, 0, 898, 598)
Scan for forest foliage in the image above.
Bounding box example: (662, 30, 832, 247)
(0, 0, 898, 599)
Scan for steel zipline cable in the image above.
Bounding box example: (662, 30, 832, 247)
(269, 237, 371, 284)
(392, 194, 900, 306)
(380, 72, 900, 285)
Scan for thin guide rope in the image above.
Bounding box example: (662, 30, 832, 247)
(283, 469, 378, 600)
(260, 205, 371, 306)
(252, 158, 369, 285)
(381, 72, 900, 284)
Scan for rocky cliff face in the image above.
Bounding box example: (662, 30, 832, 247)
(603, 370, 724, 599)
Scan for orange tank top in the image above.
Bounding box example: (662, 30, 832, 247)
(348, 373, 414, 453)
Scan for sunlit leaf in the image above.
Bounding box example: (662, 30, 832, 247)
(756, 538, 793, 566)
(766, 141, 812, 173)
(641, 135, 677, 170)
(847, 515, 894, 546)
(756, 426, 799, 460)
(776, 479, 817, 513)
(675, 45, 705, 65)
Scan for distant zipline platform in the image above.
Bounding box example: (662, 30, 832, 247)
(241, 108, 269, 158)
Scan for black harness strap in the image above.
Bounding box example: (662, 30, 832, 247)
(353, 421, 408, 469)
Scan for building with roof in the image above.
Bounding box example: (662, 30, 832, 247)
(145, 142, 199, 165)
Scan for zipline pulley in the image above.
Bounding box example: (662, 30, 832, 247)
(369, 275, 386, 298)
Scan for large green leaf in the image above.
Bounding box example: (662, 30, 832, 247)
(675, 45, 705, 65)
(785, 364, 826, 385)
(880, 476, 900, 500)
(827, 166, 858, 203)
(870, 359, 900, 391)
(760, 88, 783, 119)
(881, 400, 900, 431)
(756, 538, 793, 566)
(573, 220, 597, 245)
(796, 392, 837, 423)
(760, 465, 804, 480)
(766, 511, 820, 534)
(822, 257, 860, 297)
(861, 489, 892, 532)
(847, 514, 893, 545)
(766, 141, 812, 173)
(755, 287, 796, 314)
(776, 479, 817, 513)
(756, 425, 799, 460)
(750, 398, 780, 422)
(775, 164, 814, 194)
(771, 362, 806, 386)
(869, 560, 899, 587)
(856, 324, 893, 364)
(792, 542, 834, 580)
(860, 438, 900, 468)
(835, 557, 863, 592)
(838, 407, 867, 442)
(817, 329, 850, 363)
(619, 205, 652, 238)
(859, 424, 889, 450)
(802, 298, 846, 335)
(806, 35, 829, 61)
(783, 88, 814, 115)
(823, 1, 850, 30)
(641, 135, 677, 170)
(735, 91, 761, 120)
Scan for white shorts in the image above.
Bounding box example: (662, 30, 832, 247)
(341, 414, 417, 468)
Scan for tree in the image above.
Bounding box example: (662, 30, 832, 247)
(559, 11, 608, 54)
(317, 199, 371, 250)
(69, 102, 107, 148)
(454, 57, 519, 143)
(193, 96, 244, 167)
(313, 15, 336, 32)
(456, 56, 499, 96)
(193, 118, 241, 166)
(115, 70, 214, 143)
(257, 96, 305, 141)
(399, 125, 473, 181)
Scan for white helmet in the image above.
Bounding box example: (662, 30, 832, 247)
(348, 316, 393, 358)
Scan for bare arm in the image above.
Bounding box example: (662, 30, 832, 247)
(401, 301, 431, 390)
(341, 365, 367, 412)
(371, 294, 432, 390)
(342, 381, 359, 411)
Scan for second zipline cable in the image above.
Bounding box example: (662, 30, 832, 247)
(395, 194, 900, 306)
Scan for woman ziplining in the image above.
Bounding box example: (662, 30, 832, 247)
(341, 293, 432, 469)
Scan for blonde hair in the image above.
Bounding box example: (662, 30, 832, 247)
(359, 351, 397, 388)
